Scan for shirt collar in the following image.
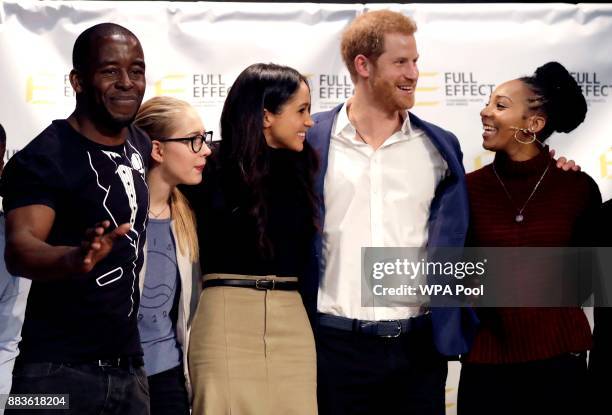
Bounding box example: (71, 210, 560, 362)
(334, 101, 415, 144)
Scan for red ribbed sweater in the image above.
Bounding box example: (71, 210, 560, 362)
(464, 148, 601, 364)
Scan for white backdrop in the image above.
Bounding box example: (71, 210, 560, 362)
(1, 2, 610, 413)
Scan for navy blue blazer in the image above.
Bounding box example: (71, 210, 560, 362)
(304, 104, 478, 356)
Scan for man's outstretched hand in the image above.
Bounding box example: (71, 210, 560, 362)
(68, 221, 131, 274)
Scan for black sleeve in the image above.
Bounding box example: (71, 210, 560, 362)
(572, 176, 603, 306)
(591, 199, 612, 374)
(598, 198, 612, 247)
(572, 175, 602, 247)
(0, 150, 63, 214)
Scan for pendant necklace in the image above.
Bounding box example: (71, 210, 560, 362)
(354, 127, 369, 144)
(491, 162, 550, 223)
(347, 104, 370, 145)
(149, 204, 169, 218)
(347, 104, 402, 146)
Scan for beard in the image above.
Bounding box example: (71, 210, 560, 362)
(369, 68, 415, 112)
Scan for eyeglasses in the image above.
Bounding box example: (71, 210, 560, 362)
(155, 131, 213, 153)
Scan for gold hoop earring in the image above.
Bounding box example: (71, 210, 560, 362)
(513, 128, 536, 145)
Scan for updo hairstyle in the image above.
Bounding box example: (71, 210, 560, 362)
(519, 61, 587, 140)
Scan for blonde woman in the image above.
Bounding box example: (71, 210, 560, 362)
(134, 96, 211, 415)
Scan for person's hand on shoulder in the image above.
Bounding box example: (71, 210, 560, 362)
(551, 148, 581, 172)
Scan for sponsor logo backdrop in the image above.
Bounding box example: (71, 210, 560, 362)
(1, 1, 610, 412)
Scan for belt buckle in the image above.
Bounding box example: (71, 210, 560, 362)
(255, 279, 275, 290)
(97, 359, 118, 368)
(379, 319, 402, 338)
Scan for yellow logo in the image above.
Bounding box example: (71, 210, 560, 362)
(26, 73, 58, 104)
(472, 150, 494, 171)
(416, 71, 440, 107)
(154, 74, 188, 96)
(600, 148, 612, 178)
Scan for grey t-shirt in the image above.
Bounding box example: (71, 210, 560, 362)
(138, 218, 181, 376)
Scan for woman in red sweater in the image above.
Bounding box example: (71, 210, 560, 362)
(457, 62, 601, 415)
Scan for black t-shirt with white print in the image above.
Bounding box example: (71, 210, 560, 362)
(0, 119, 150, 363)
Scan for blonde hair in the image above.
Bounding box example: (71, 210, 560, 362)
(135, 96, 200, 262)
(341, 10, 417, 81)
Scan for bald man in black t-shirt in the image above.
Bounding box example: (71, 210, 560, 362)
(0, 24, 151, 414)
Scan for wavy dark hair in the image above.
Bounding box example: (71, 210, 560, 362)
(218, 63, 319, 256)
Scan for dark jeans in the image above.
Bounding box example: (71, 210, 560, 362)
(316, 317, 447, 415)
(458, 353, 588, 415)
(8, 361, 149, 415)
(148, 365, 189, 415)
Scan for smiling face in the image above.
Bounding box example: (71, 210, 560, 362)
(368, 33, 419, 111)
(480, 79, 543, 156)
(263, 81, 313, 152)
(76, 33, 146, 130)
(155, 106, 211, 186)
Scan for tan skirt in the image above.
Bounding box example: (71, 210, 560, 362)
(188, 273, 318, 415)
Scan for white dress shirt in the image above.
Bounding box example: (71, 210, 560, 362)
(317, 103, 448, 320)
